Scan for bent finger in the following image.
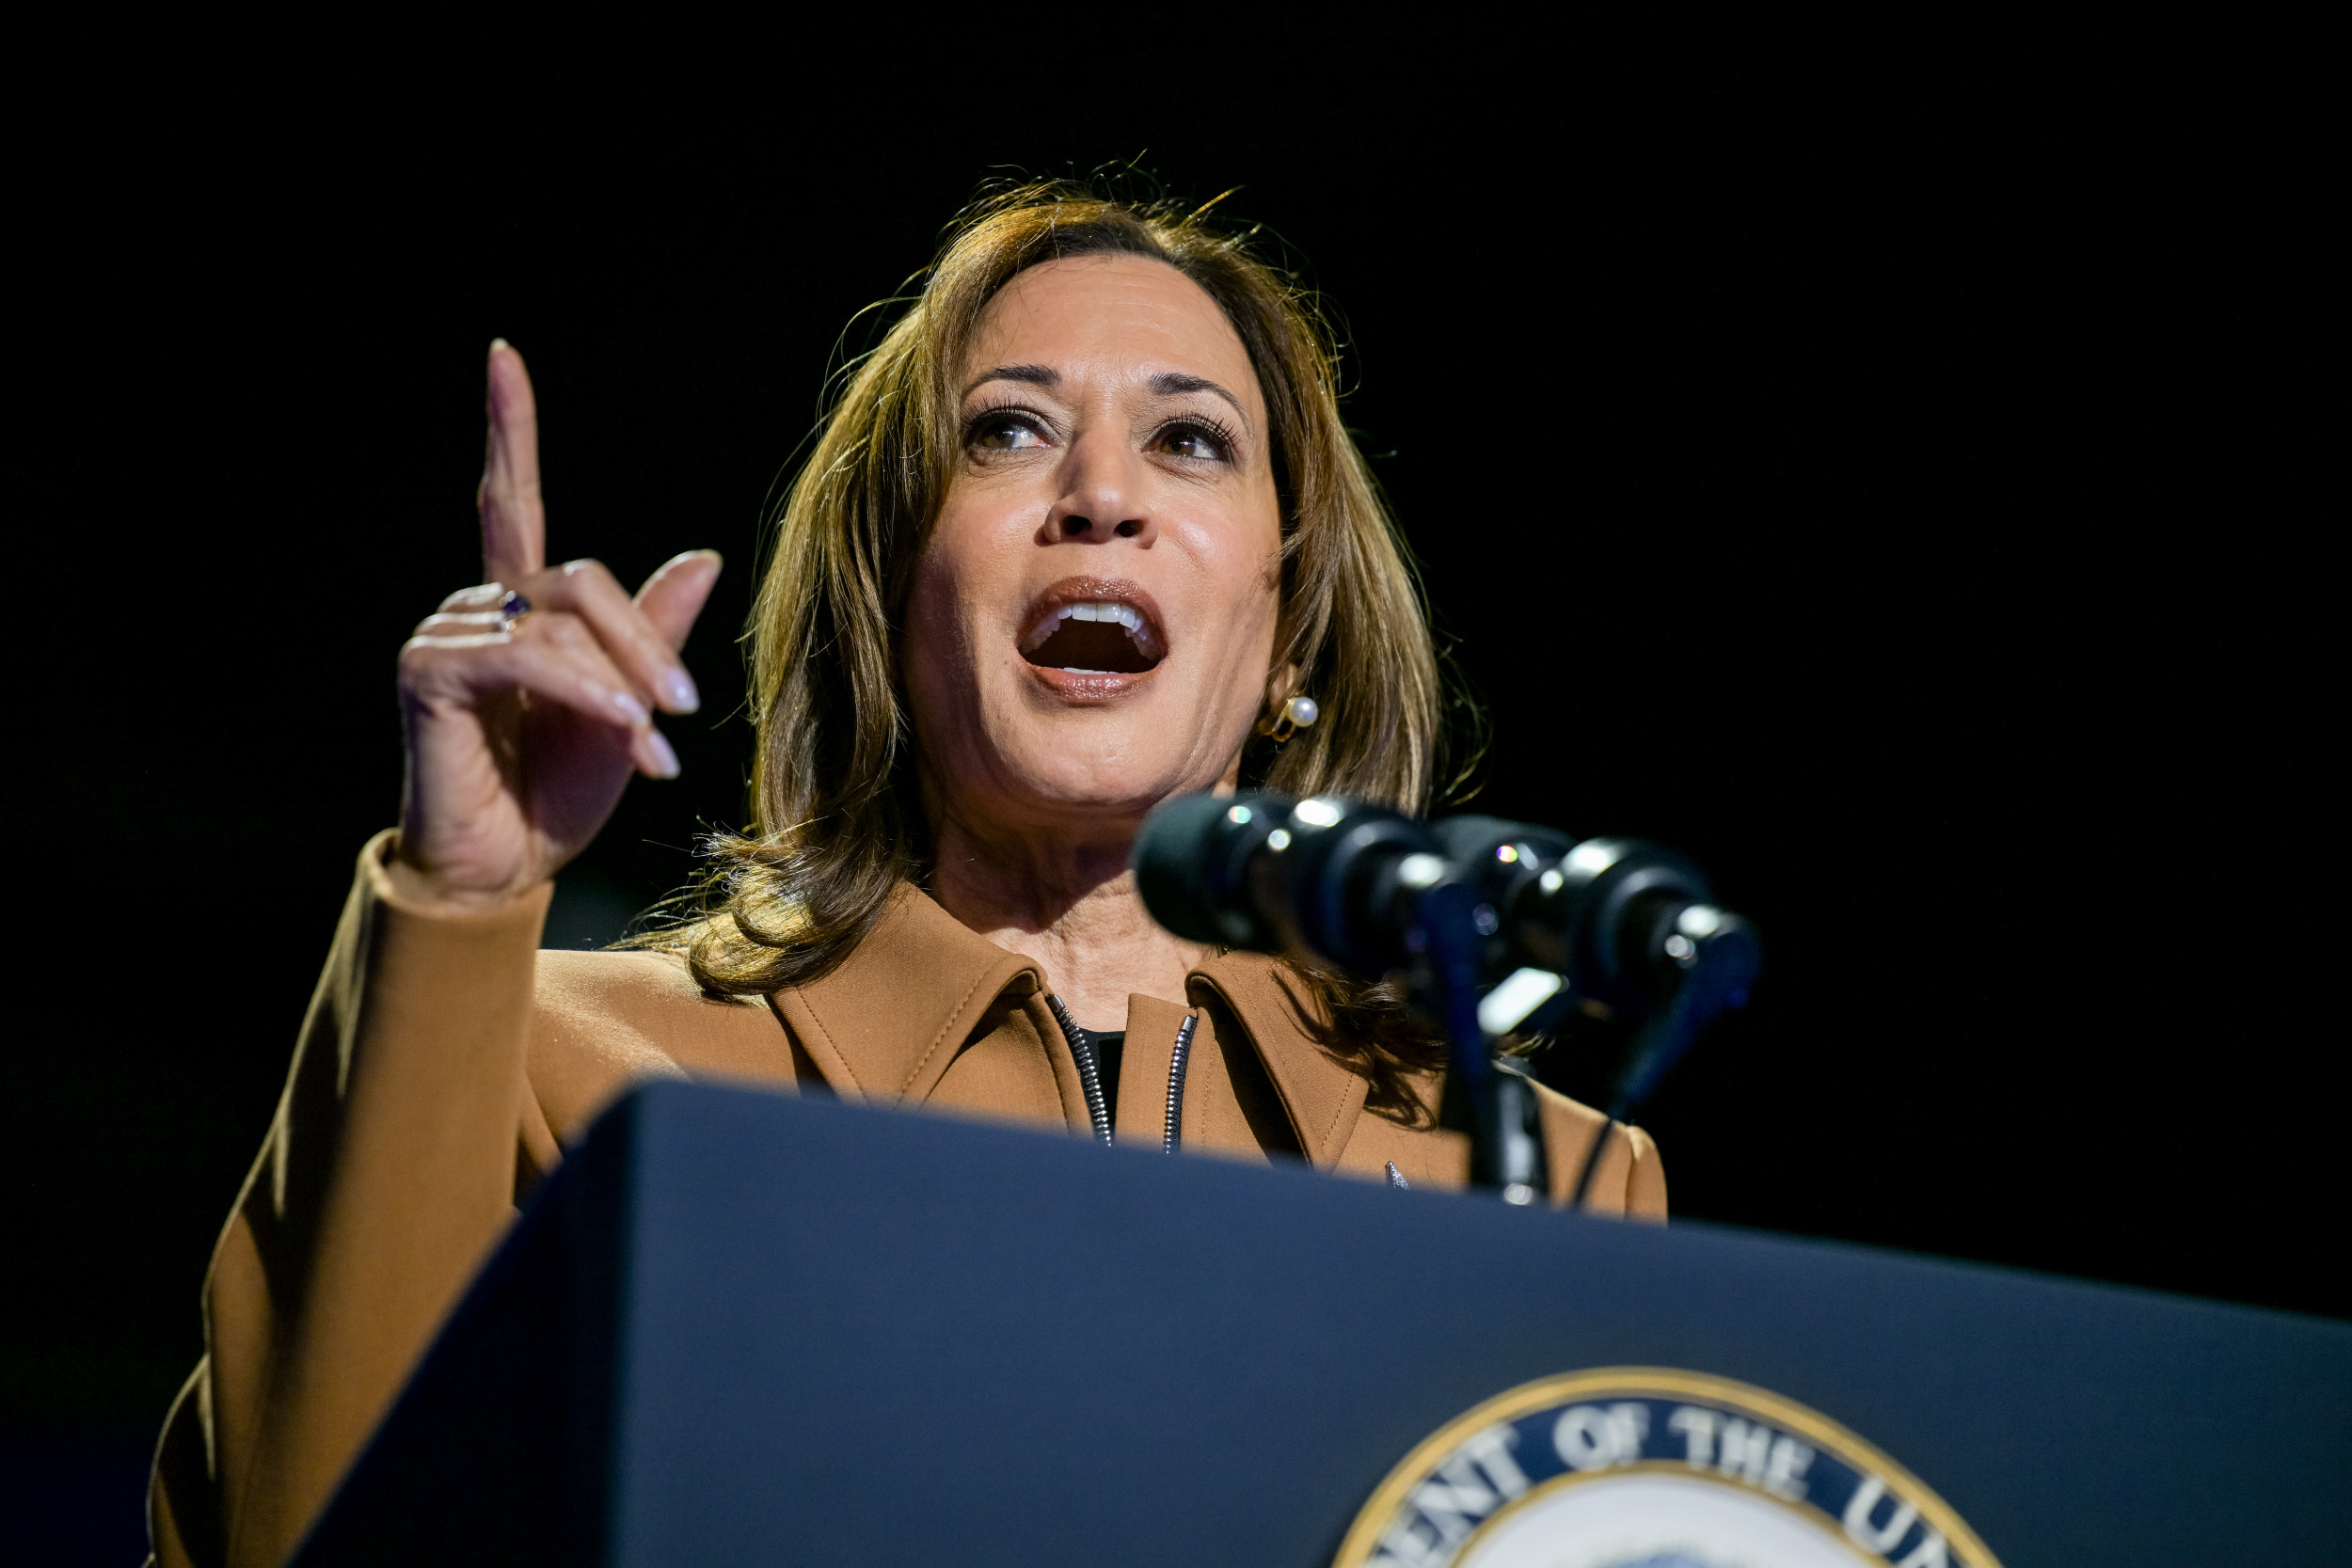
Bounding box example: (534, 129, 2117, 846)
(437, 581, 508, 615)
(635, 549, 723, 652)
(403, 622, 680, 779)
(505, 612, 680, 778)
(517, 559, 701, 715)
(414, 610, 505, 639)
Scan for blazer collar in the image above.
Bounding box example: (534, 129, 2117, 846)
(775, 883, 1371, 1168)
(771, 882, 1041, 1106)
(1187, 950, 1369, 1170)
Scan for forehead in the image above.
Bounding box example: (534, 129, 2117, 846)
(965, 255, 1261, 409)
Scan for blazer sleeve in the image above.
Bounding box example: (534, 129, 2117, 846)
(148, 832, 549, 1568)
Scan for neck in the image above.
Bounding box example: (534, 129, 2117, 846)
(928, 811, 1209, 1034)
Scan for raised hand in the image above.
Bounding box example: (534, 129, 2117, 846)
(389, 341, 722, 913)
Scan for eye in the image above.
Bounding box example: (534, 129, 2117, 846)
(1151, 419, 1234, 462)
(968, 408, 1050, 451)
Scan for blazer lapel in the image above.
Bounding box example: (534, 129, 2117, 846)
(771, 883, 1041, 1105)
(1186, 952, 1368, 1170)
(771, 887, 1373, 1163)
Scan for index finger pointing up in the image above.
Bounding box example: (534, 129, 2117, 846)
(477, 340, 547, 584)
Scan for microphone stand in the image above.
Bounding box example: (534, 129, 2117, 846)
(1420, 878, 1762, 1211)
(1415, 882, 1548, 1204)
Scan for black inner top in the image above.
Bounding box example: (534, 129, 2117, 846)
(1089, 1032, 1124, 1119)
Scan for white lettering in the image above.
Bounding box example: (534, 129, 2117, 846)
(1373, 1424, 1534, 1566)
(1410, 1470, 1494, 1545)
(1553, 1405, 1618, 1471)
(1717, 1417, 1772, 1486)
(1605, 1402, 1651, 1462)
(1373, 1506, 1443, 1568)
(1844, 1475, 1922, 1554)
(1455, 1425, 1531, 1500)
(1374, 1504, 1449, 1560)
(1553, 1403, 1645, 1471)
(1668, 1406, 1719, 1467)
(1763, 1435, 1815, 1501)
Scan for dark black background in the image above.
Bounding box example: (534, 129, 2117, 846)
(5, 32, 2331, 1561)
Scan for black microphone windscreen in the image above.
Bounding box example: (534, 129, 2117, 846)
(1432, 814, 1577, 864)
(1132, 794, 1239, 944)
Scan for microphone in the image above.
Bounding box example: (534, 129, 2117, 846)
(1431, 816, 1730, 1014)
(1435, 812, 1762, 1204)
(1134, 792, 1761, 1205)
(1136, 793, 1540, 1193)
(1133, 793, 1445, 975)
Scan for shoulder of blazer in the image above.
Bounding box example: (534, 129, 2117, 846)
(526, 946, 780, 1139)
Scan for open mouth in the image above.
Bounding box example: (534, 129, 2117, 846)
(1020, 584, 1167, 677)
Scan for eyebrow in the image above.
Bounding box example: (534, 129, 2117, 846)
(960, 364, 1250, 425)
(961, 364, 1058, 397)
(1150, 372, 1248, 422)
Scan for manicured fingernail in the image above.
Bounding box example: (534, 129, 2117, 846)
(644, 729, 681, 779)
(490, 337, 510, 352)
(660, 667, 700, 713)
(612, 689, 650, 725)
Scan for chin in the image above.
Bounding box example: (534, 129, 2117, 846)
(994, 729, 1207, 822)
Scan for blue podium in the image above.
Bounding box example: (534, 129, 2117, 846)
(294, 1081, 2349, 1567)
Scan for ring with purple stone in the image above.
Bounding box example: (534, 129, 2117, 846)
(498, 589, 532, 634)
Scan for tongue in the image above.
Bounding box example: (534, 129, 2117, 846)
(1026, 620, 1156, 673)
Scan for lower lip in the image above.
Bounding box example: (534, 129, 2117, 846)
(1025, 662, 1158, 700)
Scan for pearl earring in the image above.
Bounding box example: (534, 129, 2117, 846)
(1263, 693, 1321, 744)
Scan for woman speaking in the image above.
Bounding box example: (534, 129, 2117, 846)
(147, 182, 1665, 1568)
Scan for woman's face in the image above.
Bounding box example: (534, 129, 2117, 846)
(903, 254, 1285, 851)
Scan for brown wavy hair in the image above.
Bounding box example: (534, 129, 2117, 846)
(663, 178, 1468, 1121)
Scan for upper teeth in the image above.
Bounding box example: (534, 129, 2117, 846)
(1030, 602, 1146, 647)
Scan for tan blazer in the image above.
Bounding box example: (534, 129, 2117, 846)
(148, 832, 1666, 1568)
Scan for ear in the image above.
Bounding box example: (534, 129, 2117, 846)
(1263, 660, 1301, 710)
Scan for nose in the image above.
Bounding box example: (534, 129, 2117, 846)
(1046, 432, 1153, 544)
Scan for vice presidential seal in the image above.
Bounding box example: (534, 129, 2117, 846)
(1331, 1368, 1999, 1568)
